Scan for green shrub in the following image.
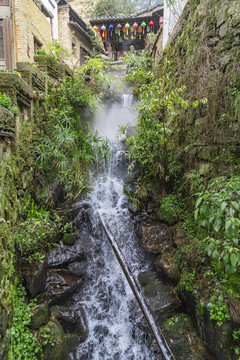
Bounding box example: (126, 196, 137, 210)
(195, 176, 240, 275)
(9, 284, 42, 360)
(158, 194, 183, 224)
(14, 199, 63, 256)
(0, 92, 19, 115)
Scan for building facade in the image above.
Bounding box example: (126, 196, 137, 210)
(0, 0, 15, 69)
(58, 0, 93, 67)
(163, 0, 188, 48)
(14, 0, 58, 63)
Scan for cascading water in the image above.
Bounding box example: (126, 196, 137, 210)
(71, 89, 171, 359)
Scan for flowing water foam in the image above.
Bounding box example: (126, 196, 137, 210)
(72, 94, 165, 359)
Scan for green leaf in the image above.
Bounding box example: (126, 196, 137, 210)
(195, 197, 203, 209)
(230, 253, 238, 268)
(221, 201, 228, 211)
(223, 254, 229, 264)
(212, 249, 219, 260)
(225, 220, 231, 231)
(213, 219, 221, 233)
(203, 193, 210, 200)
(233, 238, 239, 245)
(194, 209, 199, 220)
(231, 201, 240, 211)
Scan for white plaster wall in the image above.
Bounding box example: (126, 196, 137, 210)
(41, 0, 58, 39)
(163, 0, 188, 49)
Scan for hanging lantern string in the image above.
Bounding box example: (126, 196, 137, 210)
(141, 21, 146, 35)
(117, 23, 122, 36)
(133, 22, 138, 36)
(109, 24, 114, 37)
(149, 20, 154, 33)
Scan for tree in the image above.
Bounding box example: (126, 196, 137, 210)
(92, 0, 136, 17)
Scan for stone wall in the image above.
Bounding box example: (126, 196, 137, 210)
(152, 0, 240, 181)
(67, 0, 100, 24)
(58, 6, 93, 67)
(14, 0, 53, 62)
(0, 58, 71, 359)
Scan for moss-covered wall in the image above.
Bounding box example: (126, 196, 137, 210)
(153, 0, 240, 181)
(0, 58, 71, 359)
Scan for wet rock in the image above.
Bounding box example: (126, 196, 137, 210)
(144, 280, 158, 297)
(40, 319, 69, 360)
(51, 306, 88, 343)
(65, 333, 80, 351)
(141, 222, 174, 254)
(67, 260, 87, 277)
(47, 242, 85, 268)
(163, 313, 214, 360)
(0, 333, 9, 360)
(94, 325, 109, 342)
(201, 304, 233, 360)
(155, 252, 180, 281)
(62, 233, 76, 246)
(26, 258, 48, 297)
(0, 312, 8, 339)
(180, 289, 233, 359)
(174, 226, 187, 247)
(146, 280, 182, 322)
(30, 304, 49, 330)
(138, 271, 157, 287)
(40, 269, 83, 305)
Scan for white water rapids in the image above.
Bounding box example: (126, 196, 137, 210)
(71, 92, 167, 359)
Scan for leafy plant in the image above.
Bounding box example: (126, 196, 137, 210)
(34, 56, 111, 202)
(0, 92, 19, 115)
(179, 270, 196, 293)
(207, 294, 230, 326)
(158, 194, 183, 225)
(9, 283, 42, 359)
(35, 49, 57, 61)
(195, 176, 240, 275)
(232, 328, 240, 359)
(124, 51, 188, 187)
(14, 199, 63, 255)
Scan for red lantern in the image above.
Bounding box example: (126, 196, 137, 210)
(149, 20, 154, 32)
(160, 16, 164, 25)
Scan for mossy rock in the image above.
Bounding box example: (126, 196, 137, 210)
(0, 105, 15, 132)
(40, 320, 68, 360)
(30, 304, 49, 330)
(0, 333, 9, 360)
(144, 280, 157, 297)
(65, 333, 80, 351)
(138, 271, 157, 287)
(62, 233, 76, 246)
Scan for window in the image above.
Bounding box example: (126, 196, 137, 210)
(0, 20, 4, 60)
(34, 36, 42, 53)
(72, 37, 77, 58)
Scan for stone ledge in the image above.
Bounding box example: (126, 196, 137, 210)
(0, 105, 15, 133)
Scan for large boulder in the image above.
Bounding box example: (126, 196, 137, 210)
(51, 306, 88, 343)
(39, 268, 83, 305)
(140, 222, 174, 254)
(30, 304, 50, 330)
(39, 320, 69, 360)
(26, 258, 48, 297)
(47, 242, 85, 268)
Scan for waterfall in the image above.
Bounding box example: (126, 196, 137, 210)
(71, 93, 169, 359)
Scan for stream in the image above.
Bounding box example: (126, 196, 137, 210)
(71, 73, 172, 360)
